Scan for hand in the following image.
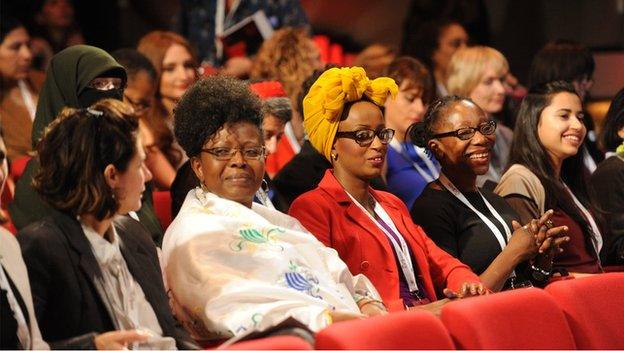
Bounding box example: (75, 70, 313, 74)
(94, 330, 150, 350)
(443, 282, 487, 299)
(409, 298, 450, 317)
(533, 210, 570, 253)
(357, 299, 388, 318)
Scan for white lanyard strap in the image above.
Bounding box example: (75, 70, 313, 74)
(18, 80, 36, 121)
(438, 173, 512, 250)
(345, 191, 420, 294)
(563, 184, 603, 256)
(389, 139, 438, 183)
(255, 188, 275, 210)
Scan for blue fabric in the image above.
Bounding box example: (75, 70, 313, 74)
(386, 143, 440, 209)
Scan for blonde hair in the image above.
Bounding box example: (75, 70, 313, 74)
(250, 27, 320, 106)
(446, 46, 509, 97)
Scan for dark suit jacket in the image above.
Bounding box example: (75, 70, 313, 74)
(18, 212, 196, 349)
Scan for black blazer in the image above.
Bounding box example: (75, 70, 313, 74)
(18, 212, 197, 349)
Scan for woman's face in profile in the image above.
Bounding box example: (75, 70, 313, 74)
(113, 137, 152, 215)
(429, 101, 495, 176)
(159, 43, 196, 102)
(433, 23, 468, 73)
(192, 122, 265, 207)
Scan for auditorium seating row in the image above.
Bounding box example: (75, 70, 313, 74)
(223, 273, 624, 350)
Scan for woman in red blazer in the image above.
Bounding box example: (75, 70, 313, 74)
(289, 67, 485, 312)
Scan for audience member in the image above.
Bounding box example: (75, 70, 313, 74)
(18, 99, 195, 349)
(174, 0, 309, 68)
(0, 18, 44, 163)
(29, 0, 85, 71)
(138, 30, 199, 186)
(383, 56, 439, 208)
(9, 45, 162, 245)
(409, 96, 568, 291)
(0, 137, 49, 350)
(528, 39, 603, 171)
(352, 44, 396, 79)
(289, 67, 485, 313)
(170, 80, 289, 217)
(163, 76, 385, 341)
(495, 81, 604, 275)
(401, 19, 468, 97)
(589, 87, 624, 265)
(250, 27, 322, 146)
(272, 67, 387, 209)
(446, 46, 513, 187)
(111, 48, 168, 244)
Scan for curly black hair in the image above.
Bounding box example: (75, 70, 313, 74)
(174, 76, 263, 157)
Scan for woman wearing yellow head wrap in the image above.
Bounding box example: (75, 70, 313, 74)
(290, 66, 485, 313)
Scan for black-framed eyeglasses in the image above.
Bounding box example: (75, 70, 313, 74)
(335, 127, 395, 147)
(200, 146, 266, 161)
(431, 120, 497, 141)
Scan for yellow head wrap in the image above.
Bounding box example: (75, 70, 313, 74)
(302, 66, 398, 161)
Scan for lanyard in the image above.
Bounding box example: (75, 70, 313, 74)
(345, 191, 420, 295)
(438, 173, 512, 251)
(563, 183, 603, 258)
(18, 80, 36, 121)
(389, 139, 439, 183)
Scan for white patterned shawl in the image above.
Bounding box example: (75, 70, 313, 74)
(161, 188, 380, 341)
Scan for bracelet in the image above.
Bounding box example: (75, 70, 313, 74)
(358, 298, 387, 311)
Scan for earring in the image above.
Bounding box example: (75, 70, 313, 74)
(331, 153, 338, 161)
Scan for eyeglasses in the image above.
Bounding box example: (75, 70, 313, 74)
(431, 120, 497, 141)
(88, 77, 124, 91)
(335, 127, 395, 147)
(124, 95, 151, 115)
(201, 146, 266, 161)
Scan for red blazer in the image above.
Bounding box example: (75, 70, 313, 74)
(289, 170, 480, 311)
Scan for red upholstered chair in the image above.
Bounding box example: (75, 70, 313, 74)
(440, 288, 576, 349)
(152, 190, 172, 230)
(315, 310, 455, 350)
(222, 336, 312, 350)
(545, 273, 624, 349)
(9, 156, 31, 183)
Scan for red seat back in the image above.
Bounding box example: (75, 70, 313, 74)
(10, 156, 31, 183)
(545, 273, 624, 349)
(315, 310, 455, 350)
(441, 288, 576, 349)
(223, 335, 312, 350)
(152, 190, 172, 229)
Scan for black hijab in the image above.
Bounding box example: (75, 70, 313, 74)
(31, 45, 126, 147)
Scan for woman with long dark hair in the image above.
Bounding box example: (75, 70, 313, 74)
(495, 81, 604, 274)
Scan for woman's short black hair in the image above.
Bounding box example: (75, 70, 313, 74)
(174, 76, 263, 157)
(0, 16, 23, 43)
(600, 87, 624, 152)
(34, 99, 139, 220)
(528, 39, 595, 89)
(401, 19, 460, 69)
(111, 48, 157, 82)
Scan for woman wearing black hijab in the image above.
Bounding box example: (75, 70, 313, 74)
(9, 45, 164, 243)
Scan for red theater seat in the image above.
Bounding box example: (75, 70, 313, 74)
(545, 273, 624, 349)
(441, 288, 576, 349)
(152, 190, 172, 229)
(223, 336, 312, 350)
(315, 310, 455, 350)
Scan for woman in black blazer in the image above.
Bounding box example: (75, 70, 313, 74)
(18, 99, 195, 349)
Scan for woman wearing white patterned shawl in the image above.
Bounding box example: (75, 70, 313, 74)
(162, 76, 384, 342)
